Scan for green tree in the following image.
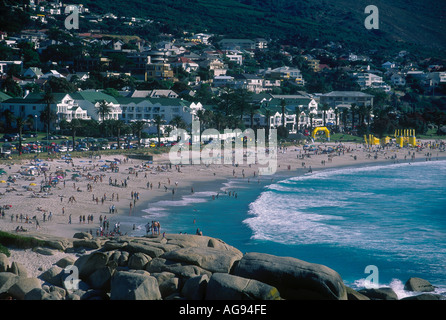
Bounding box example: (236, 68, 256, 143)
(152, 115, 165, 147)
(1, 109, 15, 131)
(40, 91, 57, 133)
(15, 117, 30, 156)
(1, 77, 22, 97)
(96, 100, 112, 136)
(130, 120, 147, 148)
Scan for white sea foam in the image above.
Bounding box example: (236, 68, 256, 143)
(244, 191, 362, 245)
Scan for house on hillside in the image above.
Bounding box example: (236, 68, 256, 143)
(71, 91, 121, 122)
(218, 39, 256, 51)
(170, 57, 199, 73)
(23, 67, 44, 79)
(263, 66, 305, 86)
(319, 91, 374, 108)
(117, 97, 203, 133)
(1, 93, 90, 130)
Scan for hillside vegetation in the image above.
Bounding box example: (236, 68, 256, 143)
(75, 0, 446, 54)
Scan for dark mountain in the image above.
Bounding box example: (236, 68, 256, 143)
(75, 0, 446, 54)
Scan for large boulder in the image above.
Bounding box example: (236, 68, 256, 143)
(0, 272, 18, 293)
(8, 261, 28, 278)
(358, 287, 398, 300)
(181, 274, 209, 300)
(124, 242, 164, 258)
(73, 239, 102, 250)
(404, 277, 435, 292)
(128, 252, 152, 270)
(8, 277, 42, 300)
(401, 293, 443, 300)
(55, 256, 75, 269)
(345, 287, 370, 300)
(110, 270, 161, 300)
(0, 253, 10, 272)
(39, 266, 63, 287)
(74, 251, 108, 280)
(161, 246, 243, 273)
(233, 252, 347, 300)
(151, 272, 179, 298)
(146, 257, 212, 280)
(88, 266, 115, 290)
(205, 273, 281, 300)
(73, 232, 93, 240)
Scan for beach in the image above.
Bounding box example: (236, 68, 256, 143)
(0, 140, 444, 239)
(1, 139, 445, 283)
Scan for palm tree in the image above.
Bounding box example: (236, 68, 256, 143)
(130, 120, 147, 148)
(321, 103, 330, 127)
(114, 120, 126, 150)
(96, 100, 112, 122)
(15, 117, 27, 156)
(280, 99, 286, 128)
(169, 115, 187, 130)
(309, 112, 314, 132)
(342, 108, 349, 131)
(153, 115, 165, 147)
(264, 108, 271, 139)
(68, 119, 83, 151)
(294, 106, 301, 133)
(40, 90, 56, 134)
(247, 103, 259, 129)
(334, 107, 340, 132)
(350, 103, 358, 131)
(96, 100, 112, 137)
(2, 109, 15, 131)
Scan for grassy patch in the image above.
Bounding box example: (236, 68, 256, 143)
(0, 231, 46, 256)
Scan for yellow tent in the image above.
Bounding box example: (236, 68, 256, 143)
(29, 183, 37, 186)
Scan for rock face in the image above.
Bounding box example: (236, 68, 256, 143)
(404, 277, 435, 292)
(358, 287, 398, 300)
(233, 252, 347, 300)
(205, 273, 281, 300)
(110, 271, 161, 300)
(1, 231, 444, 300)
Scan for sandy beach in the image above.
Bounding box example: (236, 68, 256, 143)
(0, 139, 445, 240)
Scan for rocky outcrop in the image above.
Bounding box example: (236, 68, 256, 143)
(358, 287, 398, 300)
(233, 252, 347, 300)
(404, 277, 435, 292)
(110, 270, 161, 300)
(0, 232, 444, 300)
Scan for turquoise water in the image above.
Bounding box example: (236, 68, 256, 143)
(128, 160, 446, 297)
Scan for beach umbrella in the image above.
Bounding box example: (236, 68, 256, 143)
(0, 180, 6, 183)
(29, 183, 37, 186)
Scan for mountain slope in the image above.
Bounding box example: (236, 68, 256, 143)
(77, 0, 446, 53)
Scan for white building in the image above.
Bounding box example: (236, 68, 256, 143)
(71, 91, 122, 122)
(0, 93, 90, 130)
(117, 97, 203, 133)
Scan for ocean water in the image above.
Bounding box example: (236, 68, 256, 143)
(125, 160, 446, 298)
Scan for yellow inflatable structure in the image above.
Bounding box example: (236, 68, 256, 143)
(311, 127, 330, 141)
(395, 129, 416, 147)
(364, 134, 391, 146)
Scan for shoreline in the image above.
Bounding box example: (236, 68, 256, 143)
(1, 140, 446, 300)
(0, 140, 445, 239)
